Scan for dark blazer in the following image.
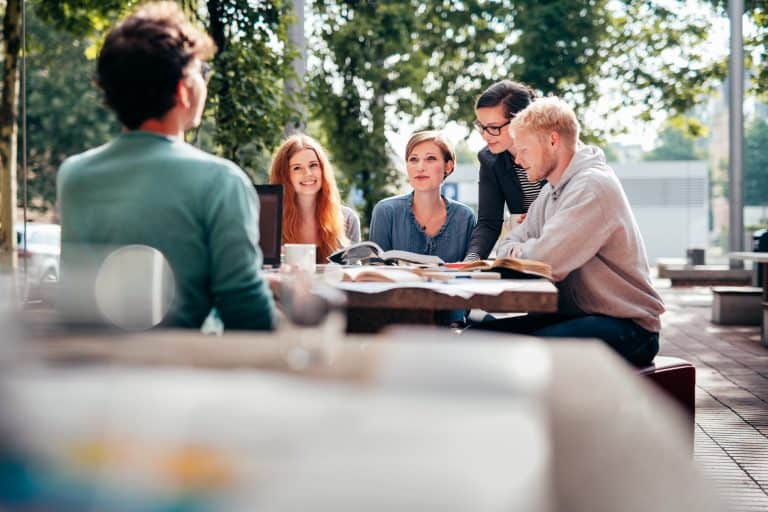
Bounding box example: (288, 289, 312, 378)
(465, 148, 529, 260)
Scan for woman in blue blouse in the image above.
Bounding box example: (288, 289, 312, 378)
(370, 131, 476, 263)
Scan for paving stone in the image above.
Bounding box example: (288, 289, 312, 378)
(658, 282, 768, 510)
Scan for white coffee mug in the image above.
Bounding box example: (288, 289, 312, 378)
(283, 243, 317, 273)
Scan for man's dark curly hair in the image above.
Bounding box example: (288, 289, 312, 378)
(96, 2, 216, 129)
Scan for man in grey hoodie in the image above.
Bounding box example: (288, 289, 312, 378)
(473, 97, 664, 366)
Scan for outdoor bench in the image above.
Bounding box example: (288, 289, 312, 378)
(665, 265, 752, 287)
(711, 286, 763, 325)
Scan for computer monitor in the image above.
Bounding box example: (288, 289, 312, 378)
(254, 184, 283, 267)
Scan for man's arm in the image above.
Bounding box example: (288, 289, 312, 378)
(496, 212, 534, 258)
(501, 185, 616, 282)
(466, 163, 506, 261)
(206, 171, 276, 330)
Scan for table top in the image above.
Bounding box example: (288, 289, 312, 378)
(729, 251, 768, 262)
(3, 327, 723, 512)
(7, 328, 552, 511)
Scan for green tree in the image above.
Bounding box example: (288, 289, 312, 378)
(607, 1, 722, 124)
(643, 118, 706, 161)
(643, 127, 698, 160)
(745, 118, 768, 206)
(706, 0, 768, 99)
(198, 0, 296, 182)
(310, 0, 716, 228)
(21, 6, 119, 213)
(19, 0, 296, 211)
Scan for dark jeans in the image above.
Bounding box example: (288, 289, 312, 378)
(470, 313, 659, 366)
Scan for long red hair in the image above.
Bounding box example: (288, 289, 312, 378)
(269, 134, 348, 262)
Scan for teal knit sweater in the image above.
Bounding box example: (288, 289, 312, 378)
(58, 131, 276, 330)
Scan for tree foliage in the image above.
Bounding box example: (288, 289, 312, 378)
(606, 1, 723, 123)
(643, 116, 707, 161)
(198, 0, 296, 182)
(11, 0, 750, 222)
(19, 0, 296, 213)
(310, 0, 718, 227)
(33, 0, 132, 37)
(643, 127, 700, 161)
(21, 5, 119, 212)
(706, 0, 768, 98)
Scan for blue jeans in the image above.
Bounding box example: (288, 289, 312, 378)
(470, 313, 659, 366)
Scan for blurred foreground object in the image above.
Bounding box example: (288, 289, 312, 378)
(58, 244, 175, 331)
(0, 327, 726, 511)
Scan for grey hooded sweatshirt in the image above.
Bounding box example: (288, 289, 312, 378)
(497, 144, 664, 332)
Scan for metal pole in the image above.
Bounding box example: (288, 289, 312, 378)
(284, 0, 306, 135)
(21, 0, 28, 280)
(728, 0, 745, 268)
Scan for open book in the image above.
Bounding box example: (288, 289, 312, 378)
(449, 257, 552, 280)
(341, 266, 427, 283)
(328, 241, 444, 266)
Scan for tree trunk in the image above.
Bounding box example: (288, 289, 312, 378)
(284, 0, 305, 136)
(0, 0, 22, 271)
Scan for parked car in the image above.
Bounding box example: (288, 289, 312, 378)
(16, 223, 60, 303)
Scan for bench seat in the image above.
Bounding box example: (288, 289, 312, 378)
(666, 266, 752, 287)
(711, 286, 763, 325)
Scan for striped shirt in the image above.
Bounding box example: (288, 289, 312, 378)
(515, 167, 544, 211)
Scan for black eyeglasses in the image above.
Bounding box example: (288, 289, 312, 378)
(473, 119, 511, 136)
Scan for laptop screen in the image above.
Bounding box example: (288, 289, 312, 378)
(254, 184, 283, 267)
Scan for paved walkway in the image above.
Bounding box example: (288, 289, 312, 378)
(658, 283, 768, 511)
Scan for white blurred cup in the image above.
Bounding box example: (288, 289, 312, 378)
(283, 243, 316, 274)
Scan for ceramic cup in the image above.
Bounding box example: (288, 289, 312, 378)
(283, 243, 317, 274)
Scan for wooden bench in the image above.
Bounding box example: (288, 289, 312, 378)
(665, 265, 752, 287)
(711, 286, 763, 325)
(656, 258, 687, 279)
(638, 356, 696, 450)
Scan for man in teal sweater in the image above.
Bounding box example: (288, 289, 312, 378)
(57, 2, 275, 330)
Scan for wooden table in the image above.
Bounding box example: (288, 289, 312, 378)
(334, 279, 558, 332)
(267, 272, 559, 332)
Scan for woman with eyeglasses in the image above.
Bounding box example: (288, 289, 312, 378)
(369, 131, 476, 264)
(465, 80, 543, 261)
(269, 134, 360, 263)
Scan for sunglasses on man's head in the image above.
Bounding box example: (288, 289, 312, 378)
(473, 119, 511, 136)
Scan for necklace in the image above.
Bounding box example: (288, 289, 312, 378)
(413, 199, 446, 235)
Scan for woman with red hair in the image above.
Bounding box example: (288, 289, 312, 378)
(269, 134, 360, 262)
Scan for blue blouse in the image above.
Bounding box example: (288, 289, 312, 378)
(369, 192, 476, 263)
